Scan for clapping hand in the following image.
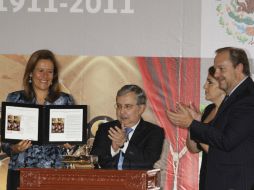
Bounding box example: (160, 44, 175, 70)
(186, 102, 201, 121)
(108, 123, 126, 151)
(166, 103, 194, 128)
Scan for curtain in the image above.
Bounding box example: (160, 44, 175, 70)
(137, 57, 200, 190)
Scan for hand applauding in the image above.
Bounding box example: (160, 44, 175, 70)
(166, 102, 196, 128)
(108, 123, 126, 151)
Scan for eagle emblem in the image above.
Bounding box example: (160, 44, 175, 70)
(217, 0, 254, 44)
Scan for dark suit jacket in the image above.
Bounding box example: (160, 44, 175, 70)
(198, 104, 215, 190)
(90, 118, 165, 170)
(190, 77, 254, 190)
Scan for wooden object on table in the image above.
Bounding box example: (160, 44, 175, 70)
(18, 168, 160, 190)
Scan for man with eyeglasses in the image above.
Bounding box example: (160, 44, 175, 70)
(91, 84, 164, 169)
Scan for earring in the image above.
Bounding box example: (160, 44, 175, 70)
(29, 74, 32, 84)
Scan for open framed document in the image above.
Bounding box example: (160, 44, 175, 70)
(1, 102, 87, 145)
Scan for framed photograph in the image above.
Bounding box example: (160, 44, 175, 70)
(1, 102, 87, 145)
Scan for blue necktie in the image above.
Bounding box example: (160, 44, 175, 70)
(117, 128, 133, 170)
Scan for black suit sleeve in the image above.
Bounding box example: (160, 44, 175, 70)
(190, 98, 254, 152)
(90, 121, 120, 169)
(124, 126, 165, 169)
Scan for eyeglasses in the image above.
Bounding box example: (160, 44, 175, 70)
(114, 104, 137, 111)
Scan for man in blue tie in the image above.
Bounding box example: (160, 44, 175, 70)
(91, 84, 165, 169)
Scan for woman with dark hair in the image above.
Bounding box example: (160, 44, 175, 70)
(20, 49, 62, 104)
(173, 66, 225, 190)
(1, 49, 75, 190)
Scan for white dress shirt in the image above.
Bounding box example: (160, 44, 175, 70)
(111, 120, 139, 157)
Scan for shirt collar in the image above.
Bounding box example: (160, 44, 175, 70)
(228, 76, 248, 96)
(127, 119, 140, 131)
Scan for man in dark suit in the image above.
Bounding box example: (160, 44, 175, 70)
(90, 84, 164, 170)
(167, 47, 254, 190)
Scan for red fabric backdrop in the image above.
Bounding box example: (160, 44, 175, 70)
(137, 57, 200, 190)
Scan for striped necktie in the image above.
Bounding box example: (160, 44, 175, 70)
(117, 128, 133, 170)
